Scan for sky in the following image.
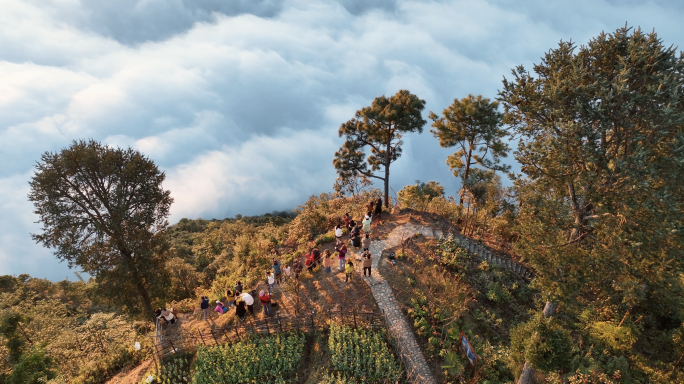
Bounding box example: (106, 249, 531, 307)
(1, 0, 683, 281)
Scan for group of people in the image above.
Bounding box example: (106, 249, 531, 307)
(193, 200, 385, 322)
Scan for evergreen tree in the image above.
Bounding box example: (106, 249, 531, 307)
(429, 94, 510, 205)
(333, 90, 426, 208)
(500, 26, 684, 382)
(28, 140, 173, 320)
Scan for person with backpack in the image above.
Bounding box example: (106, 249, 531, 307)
(200, 296, 210, 321)
(362, 251, 373, 277)
(214, 300, 228, 315)
(345, 260, 354, 283)
(259, 290, 272, 316)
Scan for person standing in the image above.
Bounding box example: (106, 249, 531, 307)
(225, 288, 234, 309)
(259, 290, 272, 316)
(234, 281, 243, 295)
(336, 243, 347, 271)
(200, 296, 210, 321)
(272, 259, 282, 284)
(323, 250, 333, 273)
(240, 291, 255, 315)
(362, 251, 373, 277)
(334, 225, 343, 245)
(362, 233, 371, 252)
(374, 197, 383, 218)
(345, 260, 354, 283)
(235, 300, 247, 321)
(267, 271, 276, 294)
(362, 215, 372, 233)
(351, 231, 361, 250)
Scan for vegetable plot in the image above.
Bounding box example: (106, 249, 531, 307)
(328, 324, 403, 382)
(192, 332, 305, 384)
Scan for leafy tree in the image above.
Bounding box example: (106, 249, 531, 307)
(397, 180, 445, 212)
(28, 140, 173, 320)
(333, 90, 426, 208)
(499, 26, 684, 382)
(430, 94, 510, 205)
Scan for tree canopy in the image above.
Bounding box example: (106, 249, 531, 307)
(28, 140, 174, 319)
(333, 89, 426, 208)
(430, 94, 510, 205)
(499, 26, 684, 382)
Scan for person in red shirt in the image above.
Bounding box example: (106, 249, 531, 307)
(259, 290, 272, 316)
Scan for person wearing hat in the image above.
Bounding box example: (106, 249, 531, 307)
(259, 290, 272, 316)
(267, 271, 276, 294)
(214, 300, 228, 314)
(362, 215, 372, 233)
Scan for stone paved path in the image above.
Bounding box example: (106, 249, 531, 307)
(351, 223, 440, 384)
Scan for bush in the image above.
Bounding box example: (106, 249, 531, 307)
(398, 180, 445, 211)
(510, 313, 574, 374)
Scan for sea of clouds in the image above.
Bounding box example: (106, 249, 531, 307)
(1, 0, 682, 280)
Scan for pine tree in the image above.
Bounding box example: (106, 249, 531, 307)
(333, 90, 426, 208)
(429, 94, 510, 205)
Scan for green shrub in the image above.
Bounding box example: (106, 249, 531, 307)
(139, 351, 194, 384)
(398, 180, 445, 211)
(486, 282, 512, 303)
(510, 313, 574, 373)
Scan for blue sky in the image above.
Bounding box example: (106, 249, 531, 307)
(1, 0, 683, 281)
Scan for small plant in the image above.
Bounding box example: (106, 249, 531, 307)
(478, 261, 490, 272)
(139, 351, 194, 384)
(486, 282, 512, 303)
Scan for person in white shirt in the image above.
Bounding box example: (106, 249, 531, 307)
(335, 225, 343, 245)
(267, 271, 276, 293)
(239, 291, 255, 314)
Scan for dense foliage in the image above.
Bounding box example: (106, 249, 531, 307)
(192, 332, 305, 384)
(328, 324, 403, 383)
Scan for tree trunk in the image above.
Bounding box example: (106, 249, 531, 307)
(459, 146, 473, 206)
(384, 135, 391, 208)
(120, 248, 156, 321)
(517, 361, 535, 384)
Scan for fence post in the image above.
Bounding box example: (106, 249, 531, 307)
(168, 339, 176, 354)
(266, 319, 270, 334)
(353, 309, 357, 328)
(210, 329, 218, 345)
(277, 312, 283, 332)
(198, 330, 205, 345)
(234, 324, 239, 338)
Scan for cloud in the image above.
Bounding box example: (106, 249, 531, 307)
(1, 0, 683, 280)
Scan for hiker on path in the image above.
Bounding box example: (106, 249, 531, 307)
(200, 296, 210, 321)
(350, 221, 360, 238)
(335, 225, 343, 245)
(235, 300, 247, 321)
(362, 215, 372, 233)
(336, 243, 347, 271)
(362, 251, 373, 277)
(239, 291, 255, 315)
(225, 288, 234, 309)
(345, 260, 354, 283)
(323, 250, 333, 273)
(362, 233, 371, 252)
(271, 259, 282, 284)
(259, 290, 272, 316)
(284, 264, 292, 279)
(234, 281, 243, 295)
(156, 308, 176, 326)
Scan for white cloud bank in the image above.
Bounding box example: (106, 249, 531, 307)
(1, 0, 683, 279)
